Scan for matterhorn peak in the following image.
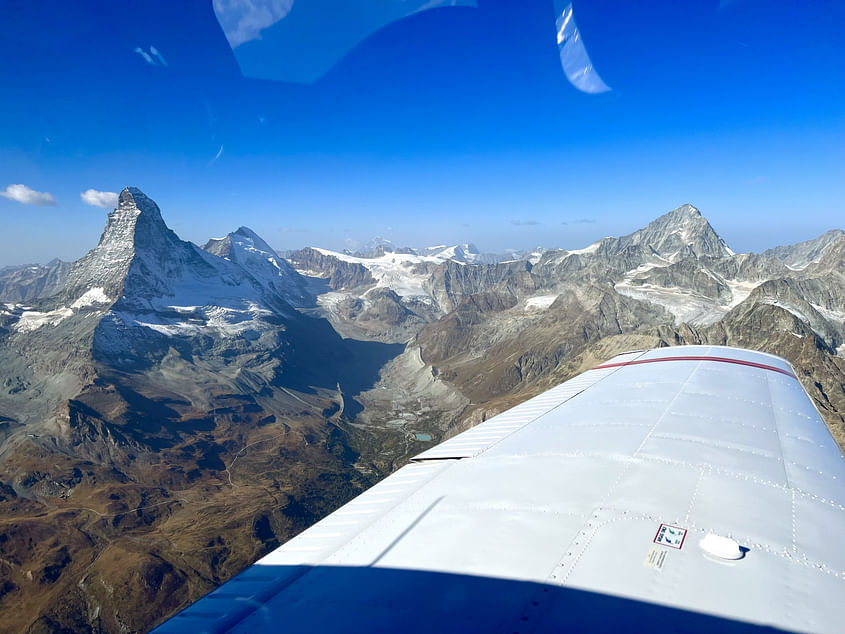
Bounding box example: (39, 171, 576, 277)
(61, 187, 185, 303)
(95, 186, 172, 251)
(119, 186, 159, 213)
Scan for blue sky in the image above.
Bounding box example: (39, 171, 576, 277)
(1, 0, 843, 266)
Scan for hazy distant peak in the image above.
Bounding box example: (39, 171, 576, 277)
(804, 233, 845, 274)
(763, 229, 845, 271)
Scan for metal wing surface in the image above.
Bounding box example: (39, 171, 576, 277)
(155, 345, 845, 633)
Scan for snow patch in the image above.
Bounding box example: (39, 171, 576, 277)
(71, 287, 110, 308)
(168, 305, 202, 313)
(308, 248, 437, 298)
(527, 250, 545, 265)
(127, 302, 272, 338)
(524, 295, 558, 310)
(614, 276, 764, 326)
(614, 282, 728, 325)
(14, 307, 74, 332)
(566, 241, 600, 256)
(725, 279, 762, 308)
(317, 291, 358, 310)
(623, 261, 666, 281)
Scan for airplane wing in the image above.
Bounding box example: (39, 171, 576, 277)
(155, 345, 845, 633)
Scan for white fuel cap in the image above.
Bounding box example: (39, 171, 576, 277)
(700, 533, 744, 560)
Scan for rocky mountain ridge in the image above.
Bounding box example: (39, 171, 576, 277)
(286, 205, 844, 354)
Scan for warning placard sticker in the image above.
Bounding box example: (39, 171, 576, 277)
(643, 545, 668, 570)
(654, 523, 687, 549)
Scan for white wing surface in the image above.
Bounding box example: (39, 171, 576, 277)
(155, 345, 845, 633)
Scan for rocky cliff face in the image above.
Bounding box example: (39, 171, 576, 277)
(286, 247, 375, 290)
(426, 259, 535, 313)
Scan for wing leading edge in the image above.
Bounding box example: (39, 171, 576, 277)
(156, 345, 845, 633)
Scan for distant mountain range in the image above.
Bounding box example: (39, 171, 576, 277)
(0, 188, 843, 632)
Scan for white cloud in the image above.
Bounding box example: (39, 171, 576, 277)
(0, 184, 56, 206)
(80, 189, 119, 208)
(134, 46, 156, 66)
(209, 144, 224, 167)
(150, 45, 168, 67)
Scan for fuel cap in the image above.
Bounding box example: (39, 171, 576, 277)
(700, 533, 744, 560)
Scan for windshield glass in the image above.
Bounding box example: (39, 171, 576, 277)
(1, 2, 844, 633)
(2, 0, 842, 265)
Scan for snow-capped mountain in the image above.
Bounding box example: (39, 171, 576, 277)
(9, 189, 296, 363)
(203, 226, 312, 307)
(289, 242, 528, 299)
(411, 243, 504, 264)
(0, 188, 357, 424)
(610, 203, 734, 261)
(281, 205, 845, 347)
(344, 240, 524, 264)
